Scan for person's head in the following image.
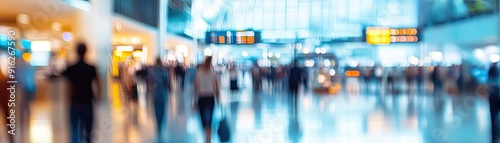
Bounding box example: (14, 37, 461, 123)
(155, 57, 162, 66)
(291, 60, 298, 66)
(76, 43, 87, 60)
(202, 56, 212, 70)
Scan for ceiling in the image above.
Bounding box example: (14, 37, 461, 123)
(211, 0, 419, 39)
(0, 0, 81, 28)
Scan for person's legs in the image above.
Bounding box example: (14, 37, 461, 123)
(197, 97, 215, 143)
(289, 85, 298, 117)
(154, 99, 166, 135)
(82, 105, 94, 143)
(491, 97, 500, 143)
(69, 106, 81, 143)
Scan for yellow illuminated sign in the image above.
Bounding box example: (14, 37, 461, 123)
(367, 27, 418, 44)
(366, 27, 391, 45)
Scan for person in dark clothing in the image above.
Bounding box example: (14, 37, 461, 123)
(489, 62, 500, 143)
(149, 58, 169, 140)
(175, 63, 186, 90)
(489, 63, 499, 83)
(432, 66, 442, 94)
(63, 43, 102, 143)
(288, 60, 304, 118)
(416, 66, 424, 92)
(490, 85, 500, 143)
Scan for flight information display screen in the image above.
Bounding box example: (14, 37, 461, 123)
(205, 31, 261, 44)
(366, 27, 419, 45)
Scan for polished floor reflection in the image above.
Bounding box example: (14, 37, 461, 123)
(0, 76, 491, 143)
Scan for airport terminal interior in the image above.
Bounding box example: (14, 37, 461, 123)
(0, 0, 500, 143)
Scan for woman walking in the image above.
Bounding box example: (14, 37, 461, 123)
(194, 56, 220, 143)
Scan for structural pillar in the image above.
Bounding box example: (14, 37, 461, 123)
(157, 0, 168, 58)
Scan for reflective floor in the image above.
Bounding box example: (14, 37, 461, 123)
(0, 75, 491, 143)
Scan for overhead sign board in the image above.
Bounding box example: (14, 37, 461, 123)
(206, 31, 261, 44)
(366, 27, 419, 45)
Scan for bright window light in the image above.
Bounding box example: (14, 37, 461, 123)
(430, 51, 443, 62)
(116, 46, 133, 51)
(31, 41, 52, 52)
(490, 54, 500, 63)
(242, 51, 248, 57)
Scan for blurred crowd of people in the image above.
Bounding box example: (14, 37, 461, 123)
(3, 41, 500, 143)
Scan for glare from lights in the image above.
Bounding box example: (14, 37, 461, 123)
(329, 69, 336, 76)
(315, 48, 321, 54)
(323, 60, 331, 66)
(242, 51, 248, 57)
(130, 37, 141, 44)
(62, 32, 72, 42)
(204, 48, 213, 56)
(430, 51, 443, 62)
(267, 52, 273, 58)
(305, 60, 315, 67)
(303, 48, 310, 54)
(262, 53, 267, 58)
(167, 53, 176, 61)
(17, 14, 29, 25)
(275, 53, 281, 58)
(473, 49, 485, 60)
(408, 55, 419, 65)
(52, 22, 62, 31)
(176, 44, 189, 58)
(114, 50, 123, 57)
(321, 48, 327, 54)
(485, 45, 499, 54)
(490, 54, 500, 63)
(116, 46, 133, 51)
(318, 74, 325, 83)
(30, 120, 53, 143)
(132, 51, 143, 58)
(31, 41, 52, 51)
(22, 53, 32, 62)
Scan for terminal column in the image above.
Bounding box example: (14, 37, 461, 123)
(157, 0, 168, 58)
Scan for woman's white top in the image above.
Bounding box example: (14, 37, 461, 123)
(196, 69, 218, 96)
